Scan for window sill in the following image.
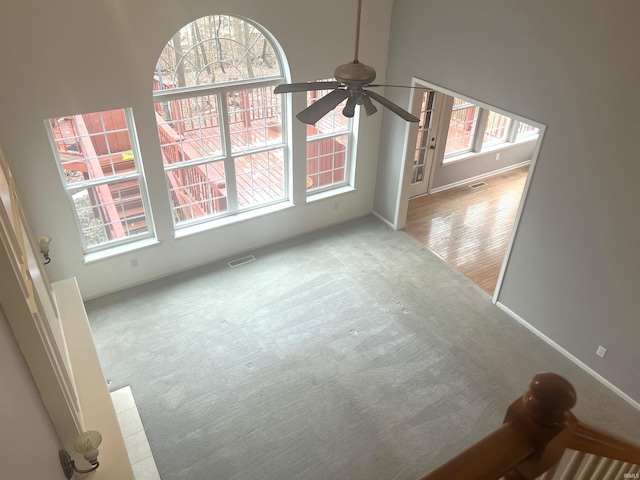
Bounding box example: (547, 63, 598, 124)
(306, 185, 355, 203)
(442, 135, 538, 166)
(174, 201, 295, 239)
(83, 237, 160, 264)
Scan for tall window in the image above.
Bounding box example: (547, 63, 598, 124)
(46, 109, 154, 252)
(153, 15, 287, 228)
(305, 81, 352, 193)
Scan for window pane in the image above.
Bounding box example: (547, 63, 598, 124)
(153, 14, 289, 228)
(483, 111, 511, 147)
(71, 179, 149, 247)
(516, 122, 540, 139)
(306, 83, 349, 137)
(228, 87, 282, 154)
(412, 90, 434, 184)
(235, 148, 285, 209)
(47, 108, 154, 251)
(444, 100, 478, 156)
(48, 110, 137, 183)
(306, 134, 348, 191)
(154, 15, 282, 91)
(155, 95, 223, 165)
(167, 162, 227, 225)
(305, 80, 351, 193)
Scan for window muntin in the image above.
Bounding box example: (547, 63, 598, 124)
(444, 98, 478, 156)
(516, 122, 540, 139)
(483, 111, 511, 147)
(412, 90, 436, 184)
(153, 15, 287, 229)
(443, 96, 540, 163)
(305, 83, 352, 193)
(156, 94, 224, 165)
(227, 87, 283, 153)
(154, 15, 282, 92)
(235, 148, 285, 208)
(47, 109, 153, 251)
(167, 163, 227, 224)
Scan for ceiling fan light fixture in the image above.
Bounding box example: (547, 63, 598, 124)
(342, 96, 358, 118)
(361, 95, 377, 116)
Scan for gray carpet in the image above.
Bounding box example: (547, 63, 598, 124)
(86, 215, 640, 480)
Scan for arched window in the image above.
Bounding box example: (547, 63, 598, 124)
(153, 15, 287, 228)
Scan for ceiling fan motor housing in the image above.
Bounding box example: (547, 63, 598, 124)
(334, 61, 376, 87)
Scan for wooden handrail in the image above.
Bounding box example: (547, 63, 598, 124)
(419, 424, 534, 480)
(568, 421, 640, 465)
(419, 372, 640, 480)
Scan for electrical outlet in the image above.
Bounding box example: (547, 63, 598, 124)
(130, 258, 139, 269)
(596, 345, 607, 358)
(496, 153, 501, 160)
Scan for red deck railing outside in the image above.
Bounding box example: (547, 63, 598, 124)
(51, 89, 348, 238)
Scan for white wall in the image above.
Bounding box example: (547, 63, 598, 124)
(375, 0, 640, 403)
(0, 0, 393, 299)
(0, 307, 68, 480)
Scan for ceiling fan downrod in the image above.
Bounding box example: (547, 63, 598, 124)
(273, 0, 420, 124)
(354, 0, 362, 63)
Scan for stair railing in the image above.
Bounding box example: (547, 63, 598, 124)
(419, 372, 640, 480)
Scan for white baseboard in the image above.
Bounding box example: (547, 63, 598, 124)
(372, 210, 398, 230)
(496, 301, 640, 413)
(430, 160, 531, 194)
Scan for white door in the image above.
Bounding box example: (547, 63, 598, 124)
(408, 89, 443, 198)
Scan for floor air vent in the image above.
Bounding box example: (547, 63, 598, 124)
(228, 255, 256, 268)
(469, 181, 488, 189)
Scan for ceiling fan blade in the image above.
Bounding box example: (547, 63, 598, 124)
(361, 95, 377, 116)
(367, 84, 430, 89)
(343, 95, 357, 118)
(296, 89, 350, 125)
(274, 81, 341, 94)
(364, 89, 419, 122)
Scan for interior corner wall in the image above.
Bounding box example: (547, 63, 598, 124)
(0, 307, 68, 480)
(0, 0, 393, 300)
(376, 0, 640, 403)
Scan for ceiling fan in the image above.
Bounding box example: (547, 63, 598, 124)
(273, 0, 420, 125)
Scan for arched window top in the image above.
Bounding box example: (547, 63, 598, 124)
(154, 15, 283, 92)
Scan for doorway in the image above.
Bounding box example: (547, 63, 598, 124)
(407, 89, 444, 198)
(396, 78, 544, 301)
(404, 165, 529, 295)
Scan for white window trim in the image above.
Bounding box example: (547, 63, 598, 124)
(305, 131, 352, 196)
(46, 108, 156, 254)
(155, 84, 289, 226)
(153, 15, 290, 232)
(443, 100, 480, 157)
(443, 100, 539, 164)
(304, 88, 354, 197)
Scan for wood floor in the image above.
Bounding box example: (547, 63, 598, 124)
(404, 165, 529, 295)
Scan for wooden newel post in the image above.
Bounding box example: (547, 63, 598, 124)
(503, 372, 578, 479)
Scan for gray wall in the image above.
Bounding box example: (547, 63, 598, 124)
(376, 0, 640, 403)
(431, 139, 536, 190)
(0, 0, 393, 299)
(0, 308, 68, 480)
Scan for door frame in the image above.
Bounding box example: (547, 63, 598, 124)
(393, 77, 546, 304)
(406, 85, 445, 198)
